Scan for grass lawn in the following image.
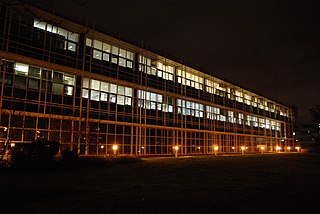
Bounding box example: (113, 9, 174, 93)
(0, 153, 319, 213)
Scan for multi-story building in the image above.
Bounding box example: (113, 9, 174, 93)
(0, 2, 295, 156)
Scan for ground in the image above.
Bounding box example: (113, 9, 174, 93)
(0, 153, 319, 213)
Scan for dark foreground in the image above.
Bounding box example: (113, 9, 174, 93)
(1, 153, 319, 213)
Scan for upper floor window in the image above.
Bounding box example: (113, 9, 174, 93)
(33, 19, 79, 52)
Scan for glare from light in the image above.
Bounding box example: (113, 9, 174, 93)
(100, 145, 104, 149)
(287, 146, 291, 151)
(232, 146, 235, 150)
(112, 144, 118, 151)
(10, 143, 15, 147)
(241, 146, 245, 151)
(261, 146, 265, 150)
(214, 146, 219, 151)
(276, 146, 281, 151)
(295, 146, 300, 152)
(198, 146, 201, 150)
(174, 146, 179, 151)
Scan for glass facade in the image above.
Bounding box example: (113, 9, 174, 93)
(0, 2, 295, 156)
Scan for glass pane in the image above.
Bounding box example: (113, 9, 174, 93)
(126, 51, 133, 60)
(52, 83, 64, 94)
(85, 38, 92, 46)
(125, 97, 131, 105)
(125, 87, 132, 96)
(93, 40, 103, 50)
(68, 32, 79, 42)
(112, 46, 118, 55)
(103, 53, 109, 61)
(101, 82, 109, 92)
(111, 56, 118, 64)
(91, 90, 100, 101)
(64, 86, 73, 96)
(28, 79, 39, 90)
(127, 61, 133, 68)
(117, 86, 125, 95)
(117, 95, 124, 105)
(15, 62, 29, 76)
(93, 50, 102, 60)
(82, 89, 89, 98)
(83, 78, 89, 88)
(119, 58, 126, 67)
(110, 84, 117, 93)
(100, 92, 108, 101)
(119, 49, 126, 57)
(103, 43, 111, 52)
(33, 19, 46, 30)
(91, 79, 100, 90)
(64, 74, 75, 85)
(28, 66, 40, 78)
(14, 75, 27, 89)
(53, 71, 63, 83)
(67, 42, 76, 52)
(110, 94, 116, 103)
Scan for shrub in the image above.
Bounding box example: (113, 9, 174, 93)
(9, 140, 60, 168)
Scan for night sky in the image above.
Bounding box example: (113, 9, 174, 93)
(31, 0, 320, 122)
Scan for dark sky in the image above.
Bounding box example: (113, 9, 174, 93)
(31, 0, 320, 122)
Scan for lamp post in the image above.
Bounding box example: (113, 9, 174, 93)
(112, 144, 118, 155)
(241, 146, 245, 155)
(276, 146, 281, 153)
(174, 146, 179, 158)
(213, 145, 219, 156)
(100, 145, 104, 155)
(260, 146, 265, 154)
(287, 146, 291, 152)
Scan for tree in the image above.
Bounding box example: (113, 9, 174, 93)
(310, 105, 320, 124)
(310, 106, 320, 144)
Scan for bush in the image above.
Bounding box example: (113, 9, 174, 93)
(9, 140, 60, 168)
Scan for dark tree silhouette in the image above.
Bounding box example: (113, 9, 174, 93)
(310, 105, 320, 123)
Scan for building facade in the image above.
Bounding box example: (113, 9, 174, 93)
(0, 2, 295, 156)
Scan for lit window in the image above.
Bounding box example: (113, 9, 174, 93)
(119, 49, 126, 57)
(91, 79, 100, 90)
(110, 84, 117, 94)
(93, 50, 102, 60)
(52, 83, 64, 95)
(125, 97, 132, 105)
(86, 38, 92, 47)
(103, 43, 111, 52)
(125, 87, 132, 96)
(110, 94, 116, 103)
(112, 46, 118, 55)
(117, 95, 124, 105)
(101, 82, 109, 92)
(83, 78, 89, 88)
(64, 74, 75, 85)
(15, 63, 29, 76)
(100, 92, 108, 101)
(82, 89, 89, 98)
(118, 86, 125, 95)
(93, 40, 103, 50)
(119, 58, 126, 67)
(64, 86, 73, 96)
(103, 53, 109, 61)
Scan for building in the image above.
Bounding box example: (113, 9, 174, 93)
(0, 2, 295, 156)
